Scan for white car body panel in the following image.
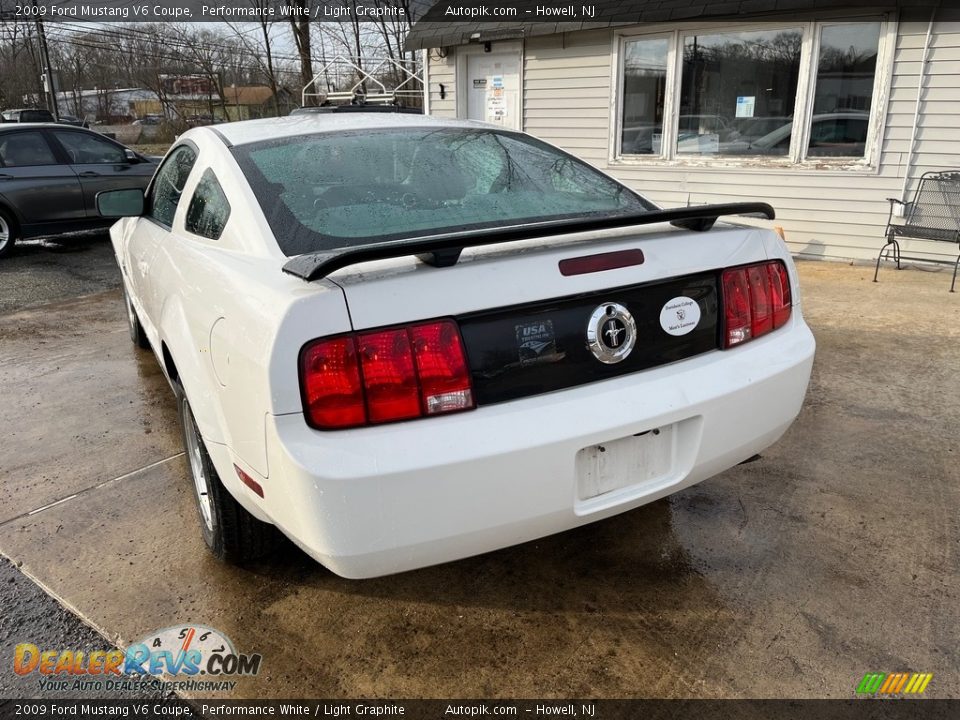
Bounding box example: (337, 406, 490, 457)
(111, 115, 815, 578)
(266, 319, 812, 578)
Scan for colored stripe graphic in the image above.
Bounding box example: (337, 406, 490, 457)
(907, 674, 933, 694)
(857, 673, 886, 694)
(858, 672, 933, 695)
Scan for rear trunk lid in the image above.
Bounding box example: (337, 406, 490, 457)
(327, 223, 771, 405)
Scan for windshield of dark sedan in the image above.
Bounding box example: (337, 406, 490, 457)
(231, 127, 654, 256)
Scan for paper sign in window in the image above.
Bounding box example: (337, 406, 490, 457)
(736, 96, 756, 118)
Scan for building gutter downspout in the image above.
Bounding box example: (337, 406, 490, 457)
(901, 2, 940, 201)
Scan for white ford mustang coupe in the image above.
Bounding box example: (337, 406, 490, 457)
(100, 112, 815, 578)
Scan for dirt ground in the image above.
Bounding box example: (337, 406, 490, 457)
(0, 250, 956, 699)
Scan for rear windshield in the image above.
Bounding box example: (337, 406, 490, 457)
(21, 110, 53, 122)
(231, 127, 653, 256)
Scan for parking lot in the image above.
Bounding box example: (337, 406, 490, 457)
(0, 235, 957, 699)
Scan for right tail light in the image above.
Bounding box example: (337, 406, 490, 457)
(721, 260, 792, 349)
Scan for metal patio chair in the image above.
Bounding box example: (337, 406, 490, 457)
(874, 171, 960, 292)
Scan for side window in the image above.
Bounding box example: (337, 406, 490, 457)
(0, 132, 58, 167)
(53, 131, 125, 164)
(185, 169, 231, 240)
(148, 144, 197, 227)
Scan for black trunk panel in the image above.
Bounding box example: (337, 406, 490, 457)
(458, 272, 720, 406)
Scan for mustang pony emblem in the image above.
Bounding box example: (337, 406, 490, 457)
(603, 321, 626, 348)
(587, 303, 637, 364)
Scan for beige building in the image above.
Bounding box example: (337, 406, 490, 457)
(409, 1, 956, 263)
(221, 85, 296, 121)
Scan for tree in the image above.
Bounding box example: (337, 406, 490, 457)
(0, 19, 44, 109)
(225, 1, 283, 116)
(286, 0, 315, 104)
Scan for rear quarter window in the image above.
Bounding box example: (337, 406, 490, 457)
(22, 110, 53, 122)
(185, 168, 231, 240)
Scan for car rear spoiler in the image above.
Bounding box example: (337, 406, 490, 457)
(282, 202, 775, 282)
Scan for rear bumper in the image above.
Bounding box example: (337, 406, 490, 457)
(257, 315, 815, 578)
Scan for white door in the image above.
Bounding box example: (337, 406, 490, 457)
(465, 52, 520, 130)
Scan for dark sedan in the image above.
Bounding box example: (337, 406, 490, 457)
(0, 124, 158, 257)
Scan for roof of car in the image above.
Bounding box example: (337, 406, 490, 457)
(0, 123, 94, 132)
(0, 122, 59, 130)
(1, 121, 84, 126)
(205, 112, 496, 147)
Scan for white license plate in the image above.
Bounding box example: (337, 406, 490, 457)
(576, 425, 675, 501)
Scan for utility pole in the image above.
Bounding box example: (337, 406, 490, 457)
(32, 0, 59, 120)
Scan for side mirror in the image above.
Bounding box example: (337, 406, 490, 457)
(97, 188, 144, 218)
(124, 148, 141, 164)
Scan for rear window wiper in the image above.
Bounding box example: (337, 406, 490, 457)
(282, 202, 775, 282)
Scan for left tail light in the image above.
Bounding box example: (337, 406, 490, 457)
(721, 260, 792, 349)
(299, 319, 474, 430)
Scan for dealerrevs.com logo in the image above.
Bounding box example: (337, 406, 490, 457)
(14, 624, 261, 693)
(856, 672, 933, 696)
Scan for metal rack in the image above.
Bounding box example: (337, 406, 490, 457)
(301, 55, 423, 108)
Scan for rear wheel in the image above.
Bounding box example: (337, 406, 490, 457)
(176, 383, 279, 563)
(122, 284, 150, 349)
(0, 209, 18, 258)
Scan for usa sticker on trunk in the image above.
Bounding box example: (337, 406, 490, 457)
(659, 296, 701, 336)
(516, 318, 560, 365)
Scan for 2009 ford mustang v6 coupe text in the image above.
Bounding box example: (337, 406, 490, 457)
(100, 113, 815, 578)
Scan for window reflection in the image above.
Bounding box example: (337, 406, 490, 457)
(807, 22, 881, 157)
(621, 37, 668, 155)
(678, 28, 802, 156)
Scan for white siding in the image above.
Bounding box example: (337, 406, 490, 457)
(524, 30, 613, 166)
(427, 10, 960, 262)
(427, 50, 457, 118)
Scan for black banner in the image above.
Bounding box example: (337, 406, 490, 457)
(3, 0, 424, 23)
(0, 700, 958, 720)
(0, 1, 939, 24)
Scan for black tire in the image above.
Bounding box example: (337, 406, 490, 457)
(121, 283, 150, 349)
(175, 382, 279, 564)
(0, 208, 18, 259)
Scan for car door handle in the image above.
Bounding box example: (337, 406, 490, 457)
(78, 171, 100, 177)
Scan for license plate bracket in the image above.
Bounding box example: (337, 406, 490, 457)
(575, 425, 675, 501)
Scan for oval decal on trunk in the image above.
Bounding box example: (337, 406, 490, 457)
(659, 296, 701, 336)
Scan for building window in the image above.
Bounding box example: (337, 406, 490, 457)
(808, 21, 882, 158)
(620, 37, 669, 155)
(678, 28, 802, 157)
(615, 17, 889, 166)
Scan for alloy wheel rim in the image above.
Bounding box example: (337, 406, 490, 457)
(0, 216, 9, 252)
(182, 403, 214, 531)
